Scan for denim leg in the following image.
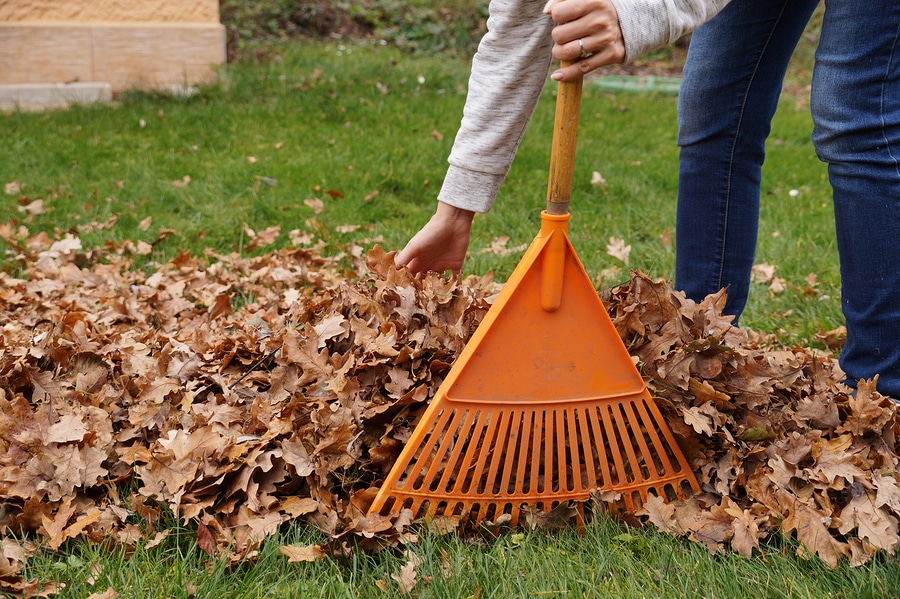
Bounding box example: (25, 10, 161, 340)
(811, 0, 900, 397)
(675, 0, 820, 319)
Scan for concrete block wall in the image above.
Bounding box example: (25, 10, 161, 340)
(0, 0, 225, 103)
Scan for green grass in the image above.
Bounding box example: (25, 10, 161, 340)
(22, 515, 900, 598)
(1, 42, 471, 262)
(3, 12, 884, 596)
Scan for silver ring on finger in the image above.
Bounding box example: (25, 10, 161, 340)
(578, 38, 590, 59)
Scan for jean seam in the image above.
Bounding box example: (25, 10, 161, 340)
(878, 19, 900, 181)
(716, 3, 792, 292)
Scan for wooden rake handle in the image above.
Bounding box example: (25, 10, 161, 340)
(546, 63, 584, 216)
(540, 63, 584, 311)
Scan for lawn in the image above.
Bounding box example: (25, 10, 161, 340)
(2, 4, 899, 599)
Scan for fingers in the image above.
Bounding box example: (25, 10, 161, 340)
(395, 202, 474, 276)
(550, 45, 624, 81)
(545, 0, 625, 80)
(555, 32, 620, 62)
(394, 243, 415, 269)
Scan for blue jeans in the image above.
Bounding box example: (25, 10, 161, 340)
(675, 0, 900, 397)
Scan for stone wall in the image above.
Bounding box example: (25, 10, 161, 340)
(0, 0, 219, 22)
(0, 0, 225, 98)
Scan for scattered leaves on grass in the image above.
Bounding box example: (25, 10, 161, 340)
(590, 171, 606, 187)
(304, 198, 325, 214)
(606, 237, 631, 265)
(241, 223, 281, 250)
(279, 543, 326, 563)
(0, 222, 898, 595)
(751, 262, 786, 294)
(479, 236, 527, 257)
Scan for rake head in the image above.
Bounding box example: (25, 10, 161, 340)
(368, 389, 698, 527)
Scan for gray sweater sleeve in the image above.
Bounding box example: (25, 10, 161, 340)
(612, 0, 731, 61)
(438, 0, 730, 213)
(438, 0, 555, 213)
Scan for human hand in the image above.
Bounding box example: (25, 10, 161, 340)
(543, 0, 626, 81)
(395, 202, 475, 276)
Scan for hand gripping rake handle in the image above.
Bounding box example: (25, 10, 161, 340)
(546, 63, 584, 216)
(541, 64, 583, 311)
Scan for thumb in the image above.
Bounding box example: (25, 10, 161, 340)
(394, 242, 416, 269)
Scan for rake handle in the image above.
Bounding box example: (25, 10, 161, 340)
(546, 63, 584, 216)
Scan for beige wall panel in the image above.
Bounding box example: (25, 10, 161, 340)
(0, 23, 225, 90)
(91, 23, 225, 89)
(0, 0, 219, 23)
(0, 24, 93, 84)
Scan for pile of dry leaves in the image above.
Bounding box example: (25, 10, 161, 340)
(1, 224, 898, 595)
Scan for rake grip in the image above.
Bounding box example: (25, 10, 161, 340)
(546, 63, 584, 216)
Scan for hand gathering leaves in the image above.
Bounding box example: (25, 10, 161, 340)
(1, 225, 899, 596)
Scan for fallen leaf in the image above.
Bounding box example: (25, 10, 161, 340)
(196, 523, 217, 556)
(304, 198, 325, 213)
(785, 499, 849, 567)
(524, 502, 578, 531)
(314, 314, 348, 348)
(606, 237, 631, 265)
(280, 543, 326, 563)
(45, 413, 88, 444)
(751, 263, 775, 284)
(18, 199, 45, 216)
(638, 494, 680, 534)
(725, 502, 761, 557)
(391, 551, 421, 594)
(769, 277, 786, 294)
